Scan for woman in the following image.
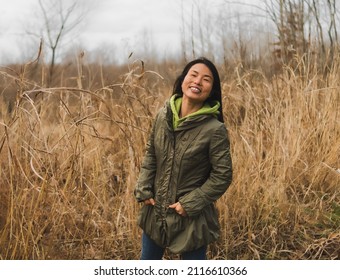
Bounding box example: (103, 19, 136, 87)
(134, 57, 233, 260)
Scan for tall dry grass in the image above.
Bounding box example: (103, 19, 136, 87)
(0, 55, 339, 259)
(217, 56, 340, 259)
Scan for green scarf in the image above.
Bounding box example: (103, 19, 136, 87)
(170, 94, 220, 129)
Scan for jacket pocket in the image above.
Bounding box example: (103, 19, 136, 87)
(137, 205, 166, 247)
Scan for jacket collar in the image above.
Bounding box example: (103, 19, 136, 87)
(164, 98, 215, 132)
(168, 94, 220, 130)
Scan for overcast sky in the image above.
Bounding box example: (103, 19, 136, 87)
(0, 0, 260, 65)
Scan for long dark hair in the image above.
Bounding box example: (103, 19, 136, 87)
(172, 57, 224, 122)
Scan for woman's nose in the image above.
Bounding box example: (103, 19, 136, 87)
(193, 77, 202, 85)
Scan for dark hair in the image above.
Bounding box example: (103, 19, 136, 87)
(172, 57, 224, 122)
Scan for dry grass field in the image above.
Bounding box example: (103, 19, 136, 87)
(0, 55, 339, 260)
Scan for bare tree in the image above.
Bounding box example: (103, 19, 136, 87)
(326, 0, 338, 56)
(179, 0, 220, 61)
(265, 0, 308, 64)
(265, 0, 340, 71)
(27, 0, 91, 85)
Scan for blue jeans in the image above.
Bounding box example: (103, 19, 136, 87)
(140, 232, 207, 260)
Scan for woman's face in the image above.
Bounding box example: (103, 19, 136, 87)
(181, 63, 213, 104)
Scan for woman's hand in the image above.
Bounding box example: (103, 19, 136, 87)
(169, 202, 187, 217)
(144, 198, 155, 206)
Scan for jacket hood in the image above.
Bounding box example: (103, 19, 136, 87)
(169, 94, 220, 129)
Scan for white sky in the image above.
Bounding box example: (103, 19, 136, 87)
(79, 0, 182, 58)
(0, 0, 185, 64)
(0, 0, 261, 65)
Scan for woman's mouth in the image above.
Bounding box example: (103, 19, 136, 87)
(190, 86, 201, 93)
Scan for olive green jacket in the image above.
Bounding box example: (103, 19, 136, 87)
(134, 98, 233, 254)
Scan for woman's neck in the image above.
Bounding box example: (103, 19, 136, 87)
(180, 97, 203, 118)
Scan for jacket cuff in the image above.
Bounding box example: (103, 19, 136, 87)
(134, 183, 154, 202)
(179, 188, 207, 217)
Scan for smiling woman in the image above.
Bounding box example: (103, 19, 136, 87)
(173, 57, 224, 122)
(179, 63, 214, 116)
(134, 57, 233, 260)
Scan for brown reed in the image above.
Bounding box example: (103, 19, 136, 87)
(0, 56, 339, 260)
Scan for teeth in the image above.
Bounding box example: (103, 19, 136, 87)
(190, 87, 201, 93)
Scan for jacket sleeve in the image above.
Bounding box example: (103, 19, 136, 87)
(179, 124, 233, 216)
(134, 114, 158, 202)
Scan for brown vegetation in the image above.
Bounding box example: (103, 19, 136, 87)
(0, 50, 339, 260)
